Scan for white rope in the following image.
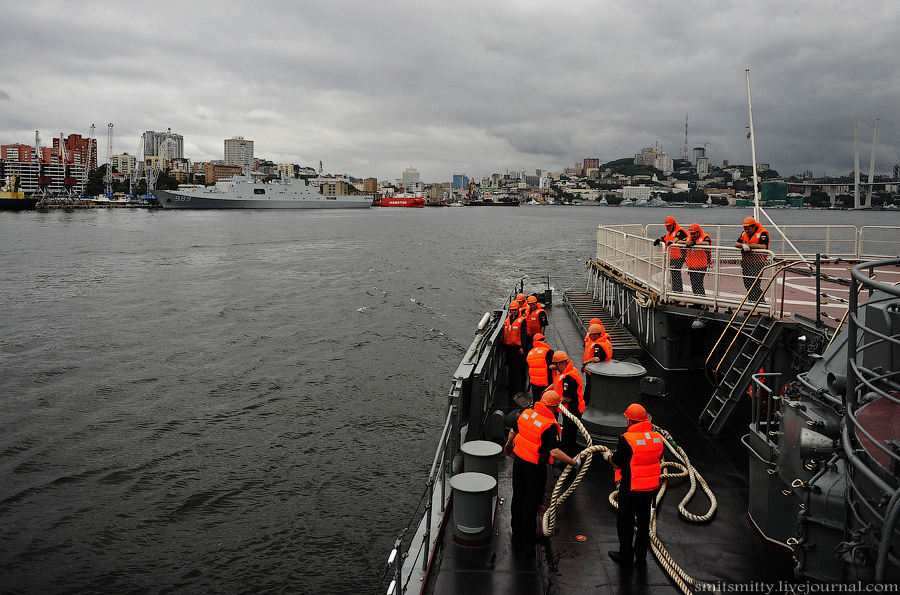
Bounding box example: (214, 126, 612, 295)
(542, 408, 721, 595)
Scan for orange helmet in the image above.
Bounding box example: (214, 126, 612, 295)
(590, 317, 602, 326)
(624, 403, 649, 422)
(533, 333, 545, 342)
(664, 216, 675, 226)
(516, 293, 527, 303)
(541, 390, 562, 407)
(689, 223, 701, 233)
(743, 216, 756, 227)
(588, 323, 604, 334)
(552, 350, 569, 363)
(509, 301, 520, 309)
(526, 295, 538, 304)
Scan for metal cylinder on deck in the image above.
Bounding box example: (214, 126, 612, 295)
(448, 472, 497, 546)
(461, 440, 502, 498)
(581, 360, 647, 437)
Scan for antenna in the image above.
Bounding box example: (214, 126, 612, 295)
(681, 115, 689, 161)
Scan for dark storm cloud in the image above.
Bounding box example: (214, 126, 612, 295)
(1, 0, 898, 181)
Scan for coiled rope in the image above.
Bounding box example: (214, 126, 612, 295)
(543, 406, 721, 595)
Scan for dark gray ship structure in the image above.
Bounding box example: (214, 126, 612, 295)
(379, 222, 900, 594)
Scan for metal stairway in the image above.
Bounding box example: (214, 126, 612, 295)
(563, 291, 643, 357)
(700, 318, 785, 435)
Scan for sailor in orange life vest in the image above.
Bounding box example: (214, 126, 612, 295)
(603, 403, 664, 567)
(653, 216, 687, 293)
(503, 301, 529, 398)
(581, 323, 612, 406)
(523, 295, 548, 352)
(678, 223, 712, 296)
(734, 216, 770, 304)
(505, 390, 582, 545)
(548, 350, 585, 458)
(525, 333, 554, 405)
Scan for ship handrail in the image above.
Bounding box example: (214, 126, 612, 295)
(704, 260, 799, 385)
(750, 372, 782, 436)
(384, 297, 511, 595)
(596, 225, 780, 313)
(843, 257, 900, 581)
(642, 223, 900, 261)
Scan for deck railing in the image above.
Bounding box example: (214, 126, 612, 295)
(596, 225, 777, 314)
(644, 223, 900, 260)
(858, 226, 900, 259)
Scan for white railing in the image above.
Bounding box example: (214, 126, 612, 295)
(859, 226, 900, 259)
(595, 227, 664, 293)
(663, 245, 777, 315)
(596, 225, 776, 314)
(645, 224, 859, 260)
(644, 224, 900, 261)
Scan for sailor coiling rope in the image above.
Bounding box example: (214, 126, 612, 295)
(543, 405, 721, 595)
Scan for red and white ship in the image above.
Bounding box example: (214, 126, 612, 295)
(374, 193, 426, 208)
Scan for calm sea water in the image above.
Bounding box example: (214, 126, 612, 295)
(0, 205, 896, 594)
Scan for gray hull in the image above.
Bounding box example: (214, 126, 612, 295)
(152, 183, 373, 209)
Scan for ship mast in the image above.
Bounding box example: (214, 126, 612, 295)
(745, 69, 808, 264)
(745, 70, 760, 222)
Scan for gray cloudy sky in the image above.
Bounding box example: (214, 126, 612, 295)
(2, 0, 899, 182)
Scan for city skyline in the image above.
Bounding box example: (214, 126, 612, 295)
(2, 1, 899, 183)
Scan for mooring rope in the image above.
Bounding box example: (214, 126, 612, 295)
(543, 406, 721, 595)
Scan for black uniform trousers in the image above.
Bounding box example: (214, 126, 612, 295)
(560, 407, 582, 458)
(511, 455, 547, 542)
(669, 256, 686, 292)
(688, 266, 708, 296)
(505, 345, 525, 397)
(529, 384, 548, 406)
(741, 260, 765, 302)
(616, 488, 656, 561)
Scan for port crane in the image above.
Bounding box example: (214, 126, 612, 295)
(104, 123, 114, 197)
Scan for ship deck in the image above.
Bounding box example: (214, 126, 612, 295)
(426, 304, 796, 594)
(770, 261, 900, 326)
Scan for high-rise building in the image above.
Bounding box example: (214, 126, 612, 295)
(110, 153, 137, 175)
(692, 146, 706, 166)
(224, 137, 254, 170)
(697, 157, 709, 178)
(144, 130, 184, 159)
(401, 167, 420, 190)
(1, 144, 35, 162)
(452, 174, 468, 190)
(54, 134, 98, 170)
(583, 158, 599, 176)
(654, 153, 674, 176)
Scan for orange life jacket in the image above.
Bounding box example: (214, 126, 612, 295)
(663, 224, 686, 260)
(613, 420, 664, 491)
(739, 224, 769, 264)
(583, 335, 612, 368)
(550, 361, 585, 414)
(503, 314, 524, 347)
(525, 303, 546, 336)
(526, 341, 552, 385)
(512, 402, 560, 464)
(685, 232, 711, 269)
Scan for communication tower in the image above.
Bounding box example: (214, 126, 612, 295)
(681, 115, 689, 161)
